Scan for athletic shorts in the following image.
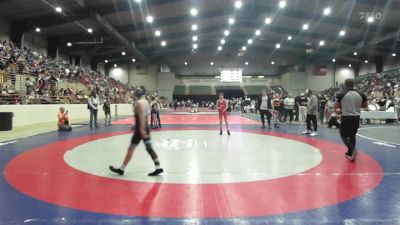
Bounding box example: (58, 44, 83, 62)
(219, 111, 228, 120)
(131, 129, 150, 145)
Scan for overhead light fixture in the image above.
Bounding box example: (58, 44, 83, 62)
(192, 35, 198, 41)
(155, 30, 161, 36)
(348, 64, 352, 67)
(255, 30, 261, 36)
(245, 61, 249, 65)
(258, 76, 265, 78)
(184, 61, 188, 66)
(210, 62, 214, 66)
(392, 53, 397, 57)
(190, 8, 198, 16)
(87, 28, 93, 33)
(332, 58, 336, 62)
(55, 7, 62, 13)
(104, 60, 108, 63)
(218, 46, 222, 51)
(242, 46, 247, 51)
(275, 43, 281, 49)
(228, 18, 235, 25)
(191, 24, 198, 31)
(265, 17, 272, 24)
(339, 30, 346, 36)
(132, 58, 136, 62)
(287, 35, 292, 40)
(279, 1, 286, 8)
(319, 40, 325, 46)
(248, 39, 253, 44)
(221, 39, 226, 45)
(121, 51, 126, 55)
(367, 16, 374, 23)
(135, 0, 142, 3)
(224, 30, 230, 36)
(234, 1, 242, 9)
(271, 61, 275, 65)
(302, 24, 309, 30)
(114, 64, 117, 68)
(193, 43, 198, 49)
(67, 42, 72, 47)
(35, 27, 41, 32)
(354, 52, 358, 56)
(323, 7, 331, 16)
(161, 41, 167, 46)
(364, 60, 368, 63)
(146, 15, 154, 23)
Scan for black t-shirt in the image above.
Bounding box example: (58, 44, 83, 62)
(319, 97, 328, 110)
(296, 96, 307, 106)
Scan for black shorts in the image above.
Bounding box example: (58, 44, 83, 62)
(131, 129, 150, 145)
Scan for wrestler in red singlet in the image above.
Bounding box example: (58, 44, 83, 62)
(216, 92, 230, 135)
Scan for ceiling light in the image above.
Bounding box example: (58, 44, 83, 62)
(279, 1, 286, 8)
(275, 43, 281, 49)
(258, 76, 265, 78)
(242, 46, 247, 51)
(190, 8, 198, 16)
(323, 7, 331, 16)
(392, 53, 397, 57)
(367, 16, 374, 23)
(255, 30, 261, 36)
(218, 46, 222, 51)
(228, 18, 235, 25)
(35, 27, 41, 32)
(287, 36, 292, 40)
(193, 43, 198, 49)
(104, 60, 108, 63)
(221, 39, 226, 44)
(191, 24, 198, 31)
(135, 0, 142, 3)
(234, 1, 242, 9)
(67, 42, 72, 47)
(348, 64, 352, 67)
(87, 28, 93, 33)
(339, 30, 346, 36)
(114, 64, 117, 68)
(354, 52, 358, 56)
(146, 15, 154, 23)
(265, 17, 272, 24)
(319, 40, 325, 46)
(184, 61, 188, 66)
(332, 59, 336, 62)
(155, 30, 161, 36)
(364, 60, 368, 63)
(192, 35, 198, 41)
(248, 39, 253, 44)
(271, 61, 275, 65)
(55, 7, 62, 13)
(224, 30, 230, 36)
(161, 41, 167, 46)
(245, 61, 249, 65)
(210, 62, 214, 66)
(132, 58, 136, 62)
(302, 24, 309, 30)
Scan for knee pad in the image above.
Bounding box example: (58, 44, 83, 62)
(144, 141, 158, 159)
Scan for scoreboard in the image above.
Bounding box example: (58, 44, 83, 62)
(220, 69, 243, 82)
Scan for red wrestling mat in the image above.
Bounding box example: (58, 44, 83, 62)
(112, 114, 260, 125)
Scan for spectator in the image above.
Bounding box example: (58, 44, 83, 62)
(302, 89, 318, 136)
(284, 93, 295, 124)
(103, 98, 111, 126)
(318, 94, 328, 124)
(297, 93, 308, 122)
(88, 91, 99, 128)
(57, 106, 72, 131)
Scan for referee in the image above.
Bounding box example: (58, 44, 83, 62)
(336, 79, 368, 162)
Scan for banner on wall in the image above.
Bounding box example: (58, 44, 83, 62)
(136, 65, 148, 75)
(314, 65, 328, 76)
(177, 78, 280, 85)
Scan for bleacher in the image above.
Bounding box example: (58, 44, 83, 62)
(270, 85, 288, 95)
(173, 85, 186, 95)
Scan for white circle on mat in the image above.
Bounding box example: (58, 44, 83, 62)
(64, 130, 322, 184)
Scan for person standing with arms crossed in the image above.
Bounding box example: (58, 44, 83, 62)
(258, 90, 272, 129)
(217, 92, 230, 135)
(109, 86, 164, 176)
(336, 79, 368, 162)
(302, 89, 318, 136)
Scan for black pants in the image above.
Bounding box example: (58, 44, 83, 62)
(340, 116, 360, 155)
(328, 116, 340, 128)
(295, 107, 299, 121)
(260, 109, 272, 126)
(284, 109, 294, 123)
(306, 114, 317, 132)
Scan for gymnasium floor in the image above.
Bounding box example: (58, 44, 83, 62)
(0, 112, 399, 225)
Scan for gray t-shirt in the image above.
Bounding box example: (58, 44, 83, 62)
(307, 95, 318, 115)
(337, 91, 367, 116)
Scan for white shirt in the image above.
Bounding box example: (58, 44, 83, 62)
(260, 95, 270, 110)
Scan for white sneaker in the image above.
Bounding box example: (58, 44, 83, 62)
(302, 130, 311, 134)
(310, 132, 318, 136)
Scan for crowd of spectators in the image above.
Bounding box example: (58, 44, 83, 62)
(0, 40, 135, 104)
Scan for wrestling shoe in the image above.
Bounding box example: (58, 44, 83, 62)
(109, 166, 124, 175)
(220, 130, 222, 135)
(227, 130, 231, 135)
(148, 168, 164, 176)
